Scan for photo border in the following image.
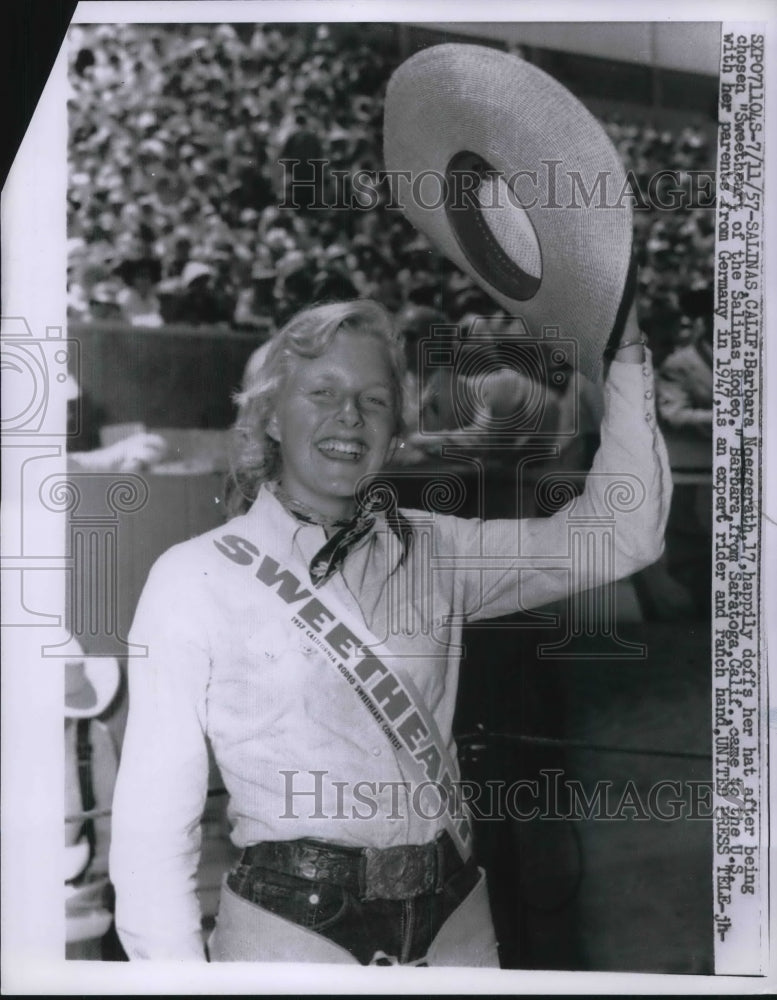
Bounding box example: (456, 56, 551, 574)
(1, 0, 774, 994)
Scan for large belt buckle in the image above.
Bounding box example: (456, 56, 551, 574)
(363, 844, 434, 901)
(294, 842, 324, 882)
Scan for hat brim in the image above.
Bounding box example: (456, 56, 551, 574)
(384, 44, 633, 382)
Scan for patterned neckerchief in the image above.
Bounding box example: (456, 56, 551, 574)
(268, 481, 412, 587)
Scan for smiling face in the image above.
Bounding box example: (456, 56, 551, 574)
(268, 327, 399, 520)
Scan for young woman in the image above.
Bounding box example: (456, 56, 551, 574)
(110, 297, 671, 965)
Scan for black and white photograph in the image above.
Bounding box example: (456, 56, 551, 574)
(1, 1, 774, 994)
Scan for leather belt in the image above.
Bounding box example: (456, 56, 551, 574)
(239, 831, 466, 901)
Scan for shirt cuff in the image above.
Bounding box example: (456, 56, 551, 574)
(606, 348, 659, 430)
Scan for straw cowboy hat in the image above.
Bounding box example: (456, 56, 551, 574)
(384, 44, 634, 381)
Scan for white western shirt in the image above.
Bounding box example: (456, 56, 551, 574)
(110, 358, 671, 959)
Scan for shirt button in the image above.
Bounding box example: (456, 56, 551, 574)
(309, 894, 320, 905)
(645, 389, 653, 399)
(371, 747, 382, 757)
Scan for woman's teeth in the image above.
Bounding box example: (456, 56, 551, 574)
(317, 439, 366, 460)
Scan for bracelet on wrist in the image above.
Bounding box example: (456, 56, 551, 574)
(605, 334, 646, 357)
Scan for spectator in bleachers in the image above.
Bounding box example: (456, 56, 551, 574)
(87, 282, 124, 322)
(233, 262, 278, 335)
(161, 227, 194, 279)
(656, 286, 714, 438)
(166, 261, 235, 327)
(115, 255, 164, 328)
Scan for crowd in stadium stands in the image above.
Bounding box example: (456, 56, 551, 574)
(66, 22, 715, 370)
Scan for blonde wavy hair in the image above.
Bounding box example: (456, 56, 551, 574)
(225, 299, 407, 517)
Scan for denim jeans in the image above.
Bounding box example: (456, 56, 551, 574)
(210, 854, 499, 966)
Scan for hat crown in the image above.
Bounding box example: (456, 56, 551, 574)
(384, 43, 633, 382)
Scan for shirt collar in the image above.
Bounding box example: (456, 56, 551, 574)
(246, 482, 412, 585)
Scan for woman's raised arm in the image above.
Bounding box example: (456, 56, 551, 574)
(436, 303, 673, 622)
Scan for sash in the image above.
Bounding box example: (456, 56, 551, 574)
(213, 532, 473, 860)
